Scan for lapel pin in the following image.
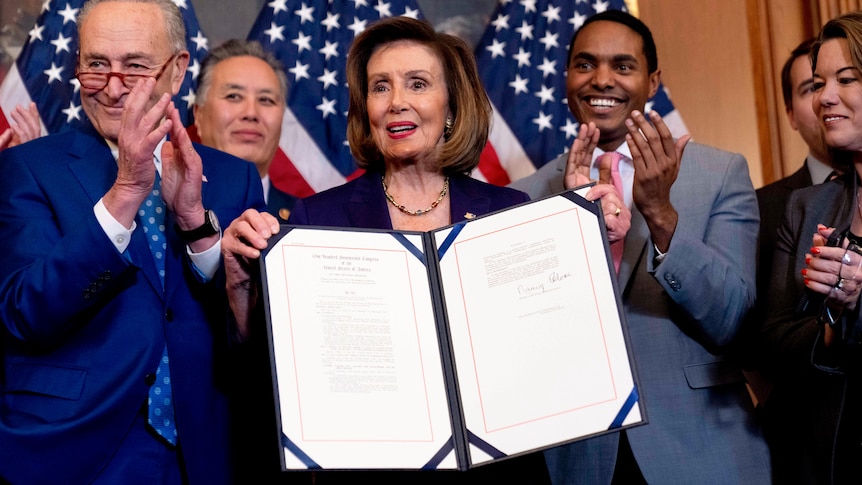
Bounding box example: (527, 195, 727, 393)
(464, 212, 476, 220)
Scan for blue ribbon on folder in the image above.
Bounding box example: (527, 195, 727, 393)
(608, 386, 639, 430)
(281, 432, 320, 469)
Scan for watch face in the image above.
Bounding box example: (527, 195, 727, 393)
(208, 210, 220, 233)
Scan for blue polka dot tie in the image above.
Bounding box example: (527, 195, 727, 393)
(141, 171, 176, 445)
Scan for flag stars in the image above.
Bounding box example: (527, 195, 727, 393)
(188, 59, 201, 80)
(539, 31, 559, 51)
(29, 24, 45, 43)
(181, 89, 196, 108)
(317, 68, 338, 89)
(44, 63, 64, 84)
(542, 5, 561, 24)
(593, 0, 611, 13)
(521, 0, 537, 14)
(348, 17, 367, 37)
(58, 3, 80, 24)
(319, 40, 339, 60)
(532, 111, 553, 131)
(316, 97, 337, 118)
(190, 31, 208, 52)
(513, 47, 531, 67)
(402, 6, 420, 19)
(289, 61, 310, 81)
(51, 33, 73, 55)
(561, 118, 579, 139)
(374, 0, 392, 18)
(41, 0, 51, 13)
(570, 11, 587, 30)
(269, 0, 288, 14)
(534, 85, 555, 105)
(645, 100, 654, 113)
(264, 22, 285, 43)
(70, 78, 80, 94)
(509, 74, 529, 95)
(515, 20, 534, 41)
(537, 57, 557, 78)
(491, 14, 510, 32)
(62, 101, 82, 122)
(353, 0, 369, 7)
(321, 12, 340, 31)
(295, 3, 315, 23)
(172, 0, 188, 9)
(292, 31, 312, 52)
(486, 39, 506, 59)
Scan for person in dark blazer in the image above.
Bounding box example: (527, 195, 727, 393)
(752, 38, 834, 483)
(509, 11, 770, 484)
(763, 12, 862, 483)
(194, 39, 298, 224)
(223, 16, 630, 484)
(0, 1, 264, 483)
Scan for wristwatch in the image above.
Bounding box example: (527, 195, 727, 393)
(175, 209, 220, 242)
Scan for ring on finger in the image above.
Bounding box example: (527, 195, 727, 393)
(843, 251, 853, 265)
(614, 207, 621, 216)
(836, 277, 846, 291)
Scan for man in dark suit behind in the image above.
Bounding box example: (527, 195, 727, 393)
(0, 1, 264, 483)
(194, 39, 298, 224)
(756, 38, 833, 305)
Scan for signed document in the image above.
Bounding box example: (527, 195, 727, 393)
(261, 190, 643, 471)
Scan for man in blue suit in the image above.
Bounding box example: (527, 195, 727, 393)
(510, 11, 770, 484)
(0, 0, 264, 483)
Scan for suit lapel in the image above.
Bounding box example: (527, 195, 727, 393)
(449, 176, 491, 223)
(67, 129, 164, 298)
(618, 206, 649, 292)
(345, 171, 393, 229)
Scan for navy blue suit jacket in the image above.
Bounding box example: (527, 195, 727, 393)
(0, 126, 265, 484)
(267, 184, 298, 224)
(288, 170, 528, 229)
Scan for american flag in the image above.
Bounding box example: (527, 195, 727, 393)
(248, 0, 424, 198)
(474, 0, 687, 185)
(0, 0, 209, 138)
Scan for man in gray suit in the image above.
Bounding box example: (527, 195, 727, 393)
(510, 10, 770, 484)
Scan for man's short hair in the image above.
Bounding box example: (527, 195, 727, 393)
(567, 10, 658, 73)
(780, 38, 815, 110)
(195, 39, 288, 108)
(78, 0, 186, 54)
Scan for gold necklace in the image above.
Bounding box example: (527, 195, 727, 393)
(382, 176, 449, 216)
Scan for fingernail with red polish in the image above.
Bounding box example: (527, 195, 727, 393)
(801, 269, 808, 276)
(811, 247, 821, 255)
(804, 278, 811, 286)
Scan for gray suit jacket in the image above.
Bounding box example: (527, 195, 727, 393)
(510, 142, 770, 484)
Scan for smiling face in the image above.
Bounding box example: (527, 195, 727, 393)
(77, 1, 188, 143)
(566, 20, 660, 151)
(813, 38, 862, 153)
(365, 40, 450, 169)
(194, 56, 284, 175)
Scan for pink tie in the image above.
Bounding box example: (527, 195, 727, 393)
(603, 151, 624, 274)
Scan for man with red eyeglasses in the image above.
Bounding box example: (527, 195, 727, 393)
(0, 1, 264, 483)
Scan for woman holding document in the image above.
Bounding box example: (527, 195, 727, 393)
(762, 11, 862, 484)
(223, 16, 627, 483)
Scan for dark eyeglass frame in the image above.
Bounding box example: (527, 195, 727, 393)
(75, 54, 177, 91)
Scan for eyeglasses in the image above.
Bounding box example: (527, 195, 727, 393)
(75, 54, 176, 91)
